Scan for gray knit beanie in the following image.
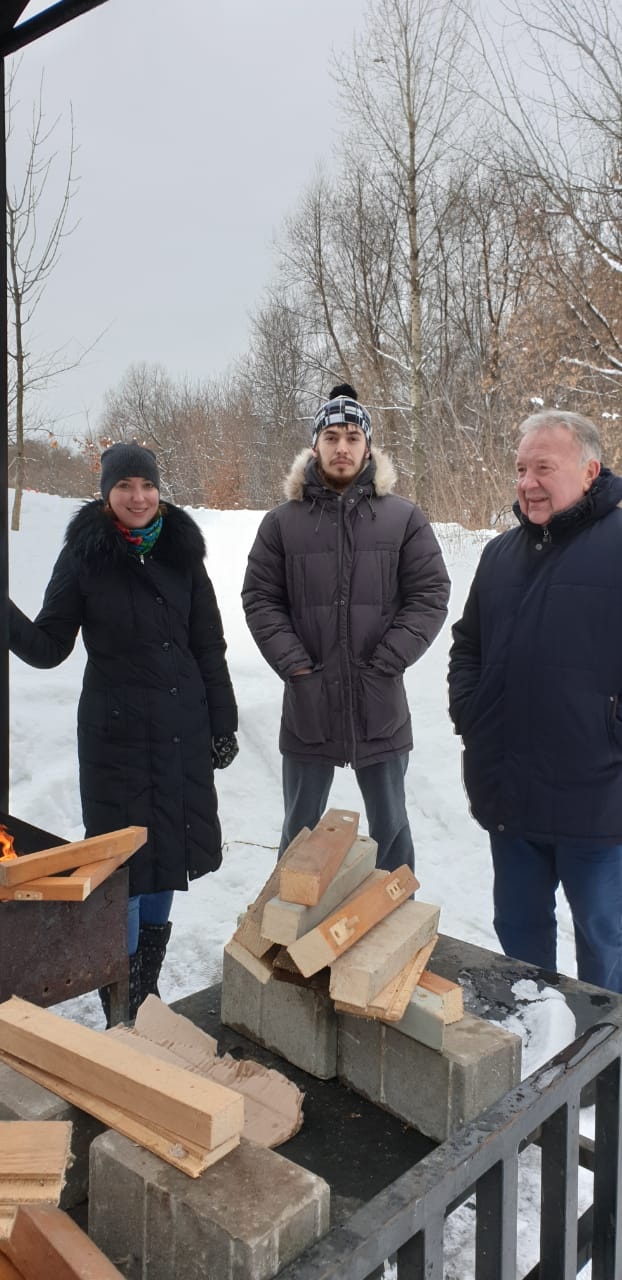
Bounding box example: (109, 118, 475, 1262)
(100, 443, 160, 502)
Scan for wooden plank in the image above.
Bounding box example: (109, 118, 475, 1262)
(232, 827, 312, 959)
(0, 1050, 238, 1177)
(0, 1122, 71, 1204)
(3, 1203, 128, 1279)
(418, 970, 464, 1022)
(279, 809, 359, 906)
(261, 835, 377, 945)
(0, 828, 146, 888)
(0, 853, 130, 903)
(368, 936, 438, 1022)
(288, 866, 417, 977)
(0, 1210, 16, 1245)
(329, 899, 440, 1006)
(0, 1253, 23, 1280)
(0, 998, 243, 1153)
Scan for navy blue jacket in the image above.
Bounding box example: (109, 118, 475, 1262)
(448, 469, 622, 844)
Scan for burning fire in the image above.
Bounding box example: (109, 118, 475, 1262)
(0, 824, 17, 861)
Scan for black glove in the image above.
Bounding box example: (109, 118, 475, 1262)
(211, 733, 239, 769)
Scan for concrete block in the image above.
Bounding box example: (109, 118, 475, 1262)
(221, 942, 337, 1079)
(262, 978, 338, 1079)
(89, 1130, 330, 1280)
(0, 1060, 104, 1208)
(337, 1012, 521, 1142)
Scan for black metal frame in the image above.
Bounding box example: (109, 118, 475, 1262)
(277, 1021, 622, 1280)
(0, 0, 111, 810)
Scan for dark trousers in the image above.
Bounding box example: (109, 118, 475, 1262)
(279, 753, 414, 873)
(490, 832, 622, 992)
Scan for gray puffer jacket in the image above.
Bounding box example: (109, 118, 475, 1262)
(242, 448, 450, 767)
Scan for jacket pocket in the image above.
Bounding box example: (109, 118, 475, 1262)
(282, 670, 328, 744)
(357, 666, 409, 741)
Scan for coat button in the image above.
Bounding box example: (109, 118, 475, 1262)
(155, 596, 164, 604)
(348, 498, 355, 503)
(535, 543, 542, 551)
(162, 641, 170, 650)
(497, 823, 505, 831)
(111, 709, 120, 718)
(172, 735, 181, 744)
(170, 687, 178, 696)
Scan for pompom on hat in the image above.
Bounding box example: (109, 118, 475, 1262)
(312, 382, 372, 448)
(100, 442, 160, 502)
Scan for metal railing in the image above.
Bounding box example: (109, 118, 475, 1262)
(278, 1021, 622, 1280)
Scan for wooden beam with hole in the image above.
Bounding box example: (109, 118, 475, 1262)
(0, 828, 147, 889)
(0, 999, 243, 1155)
(232, 827, 311, 959)
(279, 810, 359, 906)
(287, 866, 418, 977)
(0, 1121, 72, 1206)
(261, 835, 377, 946)
(0, 1050, 238, 1178)
(329, 898, 440, 1007)
(0, 849, 135, 903)
(1, 1203, 128, 1279)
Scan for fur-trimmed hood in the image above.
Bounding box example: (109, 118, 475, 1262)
(283, 447, 398, 502)
(64, 499, 206, 570)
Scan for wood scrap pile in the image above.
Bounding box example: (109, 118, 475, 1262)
(0, 1120, 123, 1278)
(0, 828, 147, 903)
(108, 994, 304, 1148)
(0, 998, 244, 1177)
(229, 809, 465, 1049)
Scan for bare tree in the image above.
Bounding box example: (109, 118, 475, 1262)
(332, 0, 473, 500)
(5, 65, 82, 530)
(472, 0, 622, 416)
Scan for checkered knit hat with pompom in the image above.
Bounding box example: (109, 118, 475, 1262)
(312, 383, 372, 447)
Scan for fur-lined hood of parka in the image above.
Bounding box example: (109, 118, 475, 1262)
(63, 499, 206, 571)
(283, 446, 398, 502)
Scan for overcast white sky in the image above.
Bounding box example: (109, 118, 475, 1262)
(11, 0, 366, 440)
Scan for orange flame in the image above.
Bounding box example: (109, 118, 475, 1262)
(0, 824, 17, 861)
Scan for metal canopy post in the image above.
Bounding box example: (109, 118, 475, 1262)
(0, 0, 112, 809)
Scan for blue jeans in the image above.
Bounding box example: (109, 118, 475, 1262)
(127, 891, 174, 956)
(279, 754, 414, 873)
(490, 832, 622, 992)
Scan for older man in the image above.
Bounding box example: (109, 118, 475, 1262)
(448, 409, 622, 991)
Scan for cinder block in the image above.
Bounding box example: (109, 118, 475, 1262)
(337, 1012, 521, 1142)
(0, 1060, 104, 1207)
(89, 1130, 330, 1280)
(221, 942, 337, 1079)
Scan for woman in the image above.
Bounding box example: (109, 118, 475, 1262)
(9, 442, 238, 1022)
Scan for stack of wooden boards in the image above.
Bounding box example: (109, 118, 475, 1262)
(0, 828, 147, 903)
(0, 1120, 123, 1278)
(0, 998, 245, 1177)
(230, 809, 465, 1050)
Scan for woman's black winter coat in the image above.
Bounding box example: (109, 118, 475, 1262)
(9, 501, 238, 894)
(448, 468, 622, 845)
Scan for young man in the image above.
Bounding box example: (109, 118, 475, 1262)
(242, 383, 450, 871)
(448, 409, 622, 991)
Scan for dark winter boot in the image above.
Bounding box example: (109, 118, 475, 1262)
(128, 948, 143, 1020)
(98, 949, 143, 1028)
(138, 921, 172, 999)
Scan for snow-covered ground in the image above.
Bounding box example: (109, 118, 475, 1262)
(6, 490, 594, 1275)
